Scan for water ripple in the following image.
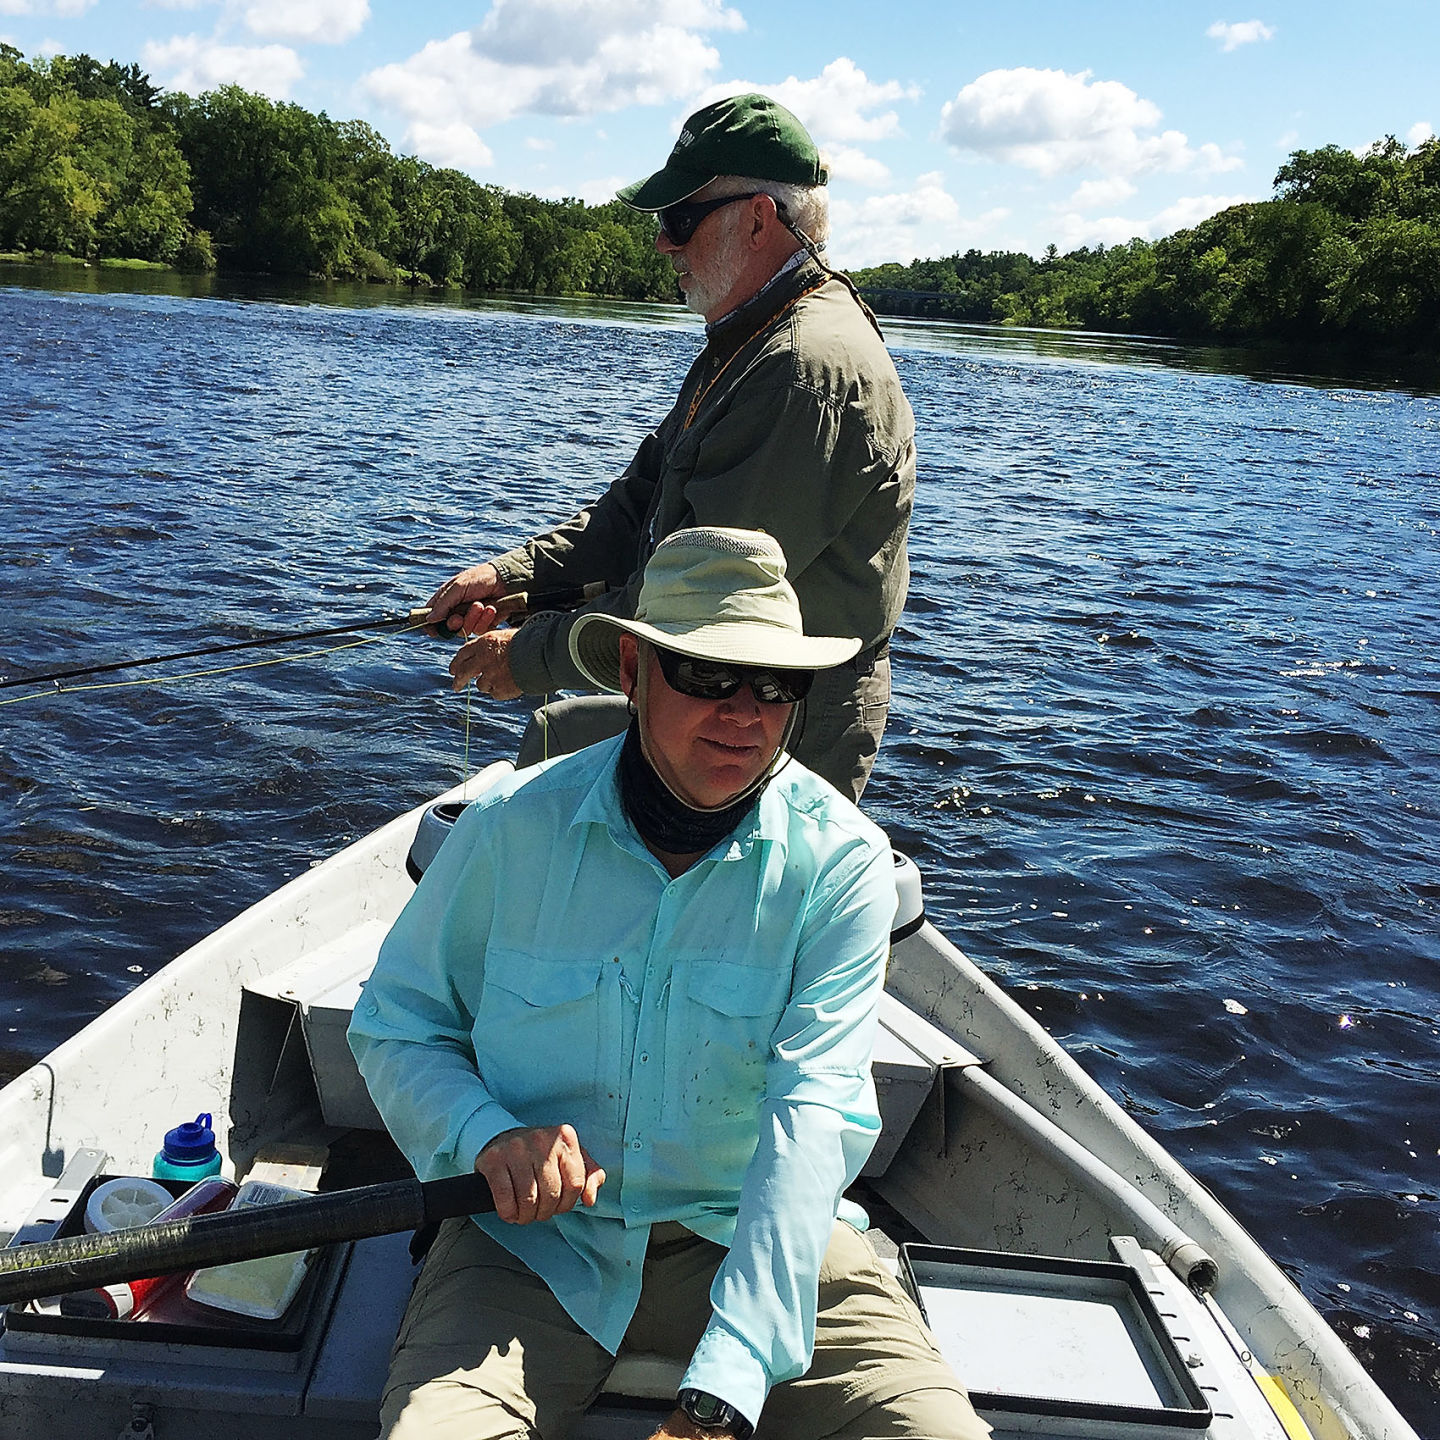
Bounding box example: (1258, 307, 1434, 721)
(2, 281, 1437, 1432)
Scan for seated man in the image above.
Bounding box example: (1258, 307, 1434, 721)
(349, 528, 988, 1440)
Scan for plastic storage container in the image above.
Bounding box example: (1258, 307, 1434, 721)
(152, 1112, 223, 1181)
(184, 1180, 316, 1322)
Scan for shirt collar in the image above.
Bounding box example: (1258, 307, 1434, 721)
(570, 734, 791, 865)
(704, 249, 810, 336)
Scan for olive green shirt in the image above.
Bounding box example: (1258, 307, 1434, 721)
(497, 256, 915, 695)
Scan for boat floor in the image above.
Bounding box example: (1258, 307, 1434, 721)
(0, 1133, 1284, 1440)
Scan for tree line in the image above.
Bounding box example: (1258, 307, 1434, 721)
(3, 46, 1436, 346)
(853, 137, 1440, 350)
(0, 46, 675, 298)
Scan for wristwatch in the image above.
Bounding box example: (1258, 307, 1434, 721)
(677, 1387, 754, 1439)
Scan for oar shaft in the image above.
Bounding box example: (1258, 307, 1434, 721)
(0, 1172, 494, 1306)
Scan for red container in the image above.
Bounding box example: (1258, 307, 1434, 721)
(59, 1176, 239, 1320)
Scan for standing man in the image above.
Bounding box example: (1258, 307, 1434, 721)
(352, 528, 987, 1440)
(426, 93, 915, 803)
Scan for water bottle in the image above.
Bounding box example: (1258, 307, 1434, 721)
(152, 1112, 223, 1181)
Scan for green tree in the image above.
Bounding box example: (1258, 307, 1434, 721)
(166, 86, 359, 274)
(0, 87, 104, 252)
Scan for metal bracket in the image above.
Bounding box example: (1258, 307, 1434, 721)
(6, 1147, 109, 1248)
(118, 1402, 155, 1439)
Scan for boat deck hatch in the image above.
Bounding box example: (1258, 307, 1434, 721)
(900, 1244, 1213, 1437)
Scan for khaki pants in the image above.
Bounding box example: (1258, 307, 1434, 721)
(793, 655, 890, 804)
(382, 1216, 989, 1440)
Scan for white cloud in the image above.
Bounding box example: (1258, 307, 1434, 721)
(940, 67, 1242, 180)
(1057, 191, 1256, 249)
(1207, 20, 1276, 52)
(705, 58, 916, 145)
(1067, 176, 1136, 210)
(141, 34, 304, 98)
(0, 0, 96, 14)
(243, 0, 368, 44)
(525, 136, 556, 151)
(1151, 192, 1256, 231)
(364, 0, 742, 165)
(823, 144, 891, 187)
(1407, 121, 1435, 147)
(828, 170, 1004, 269)
(408, 121, 494, 172)
(542, 174, 631, 205)
(688, 58, 916, 190)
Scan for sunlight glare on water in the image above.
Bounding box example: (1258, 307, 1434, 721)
(1, 272, 1437, 1430)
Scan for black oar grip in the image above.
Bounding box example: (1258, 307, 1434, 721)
(0, 1172, 494, 1307)
(421, 1171, 497, 1225)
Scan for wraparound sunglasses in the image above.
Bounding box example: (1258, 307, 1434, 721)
(652, 645, 814, 704)
(657, 192, 765, 246)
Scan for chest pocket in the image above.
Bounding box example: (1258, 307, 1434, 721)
(473, 950, 621, 1124)
(664, 958, 789, 1127)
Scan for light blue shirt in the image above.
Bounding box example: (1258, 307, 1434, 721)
(348, 734, 893, 1426)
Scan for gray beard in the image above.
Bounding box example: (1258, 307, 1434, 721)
(676, 227, 747, 318)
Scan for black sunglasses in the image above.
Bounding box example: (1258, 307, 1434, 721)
(657, 192, 763, 246)
(652, 645, 814, 705)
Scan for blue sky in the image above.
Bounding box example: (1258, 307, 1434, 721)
(3, 0, 1435, 268)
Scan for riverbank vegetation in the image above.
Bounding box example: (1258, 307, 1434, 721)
(857, 138, 1439, 350)
(2, 45, 1435, 347)
(0, 46, 672, 297)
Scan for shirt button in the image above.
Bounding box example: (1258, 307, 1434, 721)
(639, 1053, 649, 1064)
(631, 1139, 643, 1151)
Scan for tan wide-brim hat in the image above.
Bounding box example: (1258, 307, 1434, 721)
(569, 527, 861, 693)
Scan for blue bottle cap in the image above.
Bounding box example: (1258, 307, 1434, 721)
(163, 1112, 217, 1161)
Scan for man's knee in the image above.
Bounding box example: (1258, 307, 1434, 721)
(821, 1386, 991, 1440)
(381, 1377, 534, 1440)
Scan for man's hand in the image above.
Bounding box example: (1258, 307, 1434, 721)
(426, 563, 505, 636)
(449, 627, 520, 698)
(645, 1411, 735, 1440)
(476, 1124, 606, 1225)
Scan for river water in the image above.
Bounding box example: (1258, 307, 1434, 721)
(1, 266, 1437, 1432)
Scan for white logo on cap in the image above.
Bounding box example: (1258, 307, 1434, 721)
(675, 128, 695, 150)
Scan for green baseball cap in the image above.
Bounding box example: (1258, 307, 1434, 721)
(617, 93, 827, 211)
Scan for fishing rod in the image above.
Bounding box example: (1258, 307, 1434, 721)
(0, 584, 606, 692)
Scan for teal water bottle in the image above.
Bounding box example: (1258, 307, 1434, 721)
(152, 1112, 223, 1181)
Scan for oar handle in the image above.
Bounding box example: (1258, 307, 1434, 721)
(0, 1172, 494, 1307)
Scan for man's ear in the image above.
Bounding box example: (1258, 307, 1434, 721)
(618, 634, 640, 700)
(749, 194, 774, 244)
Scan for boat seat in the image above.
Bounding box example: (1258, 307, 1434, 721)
(602, 1352, 686, 1400)
(866, 993, 981, 1177)
(516, 694, 631, 769)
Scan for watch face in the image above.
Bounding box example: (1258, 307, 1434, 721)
(690, 1392, 727, 1422)
(680, 1389, 732, 1427)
